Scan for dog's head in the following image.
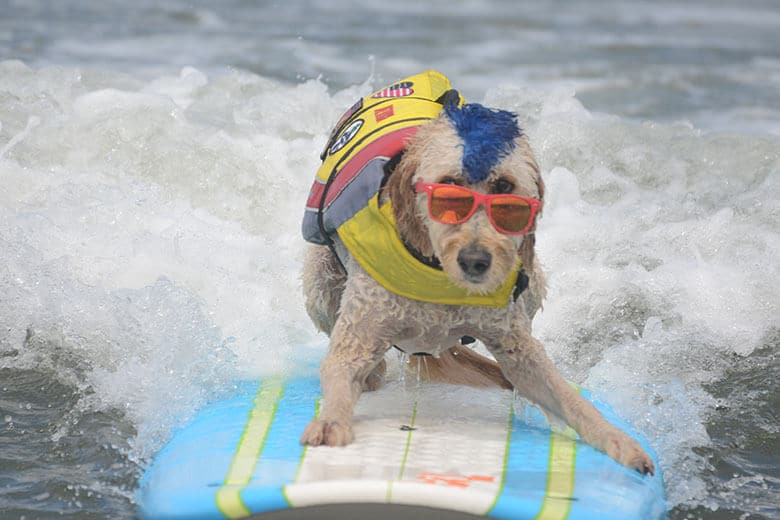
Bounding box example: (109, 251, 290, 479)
(386, 102, 543, 294)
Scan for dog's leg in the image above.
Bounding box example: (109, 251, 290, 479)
(301, 319, 389, 446)
(302, 244, 346, 335)
(409, 345, 513, 389)
(484, 330, 655, 475)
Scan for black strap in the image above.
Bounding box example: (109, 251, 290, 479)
(435, 89, 461, 108)
(381, 150, 406, 186)
(513, 269, 529, 301)
(393, 344, 431, 357)
(402, 241, 442, 270)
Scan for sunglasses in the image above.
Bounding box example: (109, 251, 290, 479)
(414, 182, 541, 235)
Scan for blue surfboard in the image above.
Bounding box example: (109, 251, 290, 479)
(138, 376, 665, 519)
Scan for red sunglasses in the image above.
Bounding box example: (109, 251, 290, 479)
(414, 182, 541, 235)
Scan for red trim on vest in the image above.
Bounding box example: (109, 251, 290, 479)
(305, 126, 419, 210)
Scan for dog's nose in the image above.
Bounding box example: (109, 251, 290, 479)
(457, 245, 492, 277)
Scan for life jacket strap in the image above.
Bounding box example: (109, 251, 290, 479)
(513, 269, 529, 301)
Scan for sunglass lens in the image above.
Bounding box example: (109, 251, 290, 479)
(430, 186, 474, 224)
(490, 197, 531, 233)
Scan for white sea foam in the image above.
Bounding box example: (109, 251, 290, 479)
(1, 61, 778, 509)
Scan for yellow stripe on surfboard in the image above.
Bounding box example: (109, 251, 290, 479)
(535, 428, 577, 520)
(215, 377, 285, 519)
(487, 400, 577, 519)
(535, 385, 581, 520)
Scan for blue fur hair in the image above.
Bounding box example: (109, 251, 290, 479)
(443, 102, 522, 184)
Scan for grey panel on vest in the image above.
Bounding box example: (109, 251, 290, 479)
(302, 157, 388, 244)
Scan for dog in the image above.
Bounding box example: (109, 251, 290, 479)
(300, 75, 654, 475)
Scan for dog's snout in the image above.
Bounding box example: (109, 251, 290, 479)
(457, 245, 492, 278)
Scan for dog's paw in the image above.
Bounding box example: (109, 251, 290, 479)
(300, 419, 354, 446)
(603, 431, 655, 475)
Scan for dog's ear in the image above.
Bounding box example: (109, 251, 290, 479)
(534, 169, 545, 211)
(519, 229, 536, 270)
(518, 141, 544, 270)
(384, 147, 435, 258)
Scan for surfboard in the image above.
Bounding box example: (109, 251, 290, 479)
(137, 376, 665, 520)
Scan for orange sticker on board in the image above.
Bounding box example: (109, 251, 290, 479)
(417, 471, 495, 488)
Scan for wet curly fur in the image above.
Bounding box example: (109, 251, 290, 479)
(300, 104, 654, 475)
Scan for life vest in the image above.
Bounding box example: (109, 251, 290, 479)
(302, 70, 523, 307)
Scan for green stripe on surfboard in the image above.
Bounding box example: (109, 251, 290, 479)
(215, 377, 285, 518)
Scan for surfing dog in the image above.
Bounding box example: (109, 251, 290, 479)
(300, 98, 654, 475)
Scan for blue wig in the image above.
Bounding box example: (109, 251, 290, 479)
(444, 102, 522, 184)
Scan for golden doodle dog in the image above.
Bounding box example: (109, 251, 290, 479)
(300, 71, 654, 475)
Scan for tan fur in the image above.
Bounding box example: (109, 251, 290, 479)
(300, 108, 655, 475)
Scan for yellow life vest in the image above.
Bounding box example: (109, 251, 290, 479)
(302, 70, 522, 308)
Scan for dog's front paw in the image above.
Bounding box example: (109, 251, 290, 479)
(603, 431, 655, 475)
(300, 419, 354, 446)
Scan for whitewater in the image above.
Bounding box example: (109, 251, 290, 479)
(1, 1, 778, 519)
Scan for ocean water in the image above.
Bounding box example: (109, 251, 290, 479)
(0, 1, 778, 519)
